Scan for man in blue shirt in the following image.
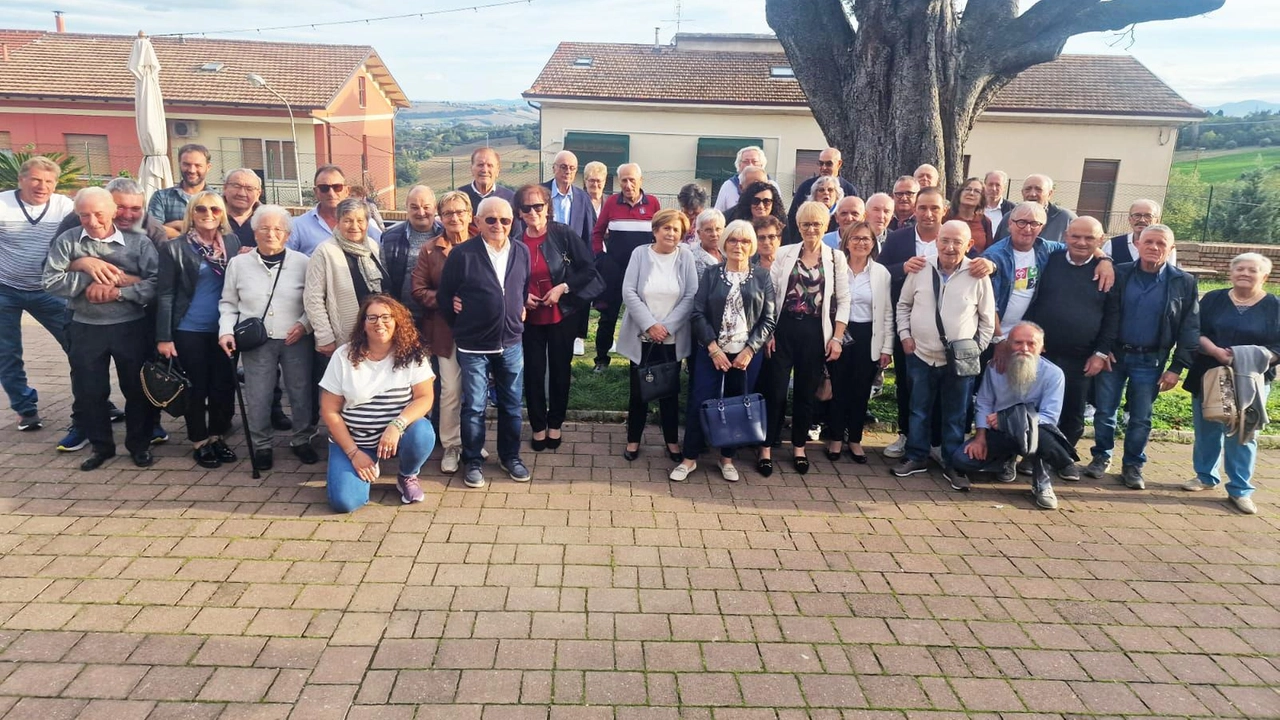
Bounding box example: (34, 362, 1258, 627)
(287, 165, 382, 256)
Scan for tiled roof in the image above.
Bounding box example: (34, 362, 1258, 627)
(524, 42, 1203, 119)
(0, 30, 409, 109)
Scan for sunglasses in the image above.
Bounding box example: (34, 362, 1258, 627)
(315, 183, 345, 194)
(750, 197, 773, 206)
(193, 205, 223, 215)
(519, 203, 546, 214)
(483, 217, 513, 226)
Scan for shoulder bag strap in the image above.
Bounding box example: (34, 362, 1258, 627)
(258, 254, 285, 321)
(931, 268, 949, 346)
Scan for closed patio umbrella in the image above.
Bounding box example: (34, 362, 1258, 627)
(129, 32, 172, 201)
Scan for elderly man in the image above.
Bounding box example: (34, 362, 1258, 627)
(43, 188, 159, 471)
(590, 163, 660, 372)
(147, 143, 211, 238)
(1024, 216, 1119, 479)
(1104, 199, 1176, 266)
(888, 176, 920, 231)
(542, 150, 596, 242)
(893, 220, 995, 478)
(222, 168, 263, 248)
(864, 192, 895, 249)
(437, 197, 531, 489)
(950, 322, 1075, 508)
(56, 178, 166, 249)
(995, 174, 1077, 243)
(1086, 224, 1198, 490)
(982, 171, 1015, 230)
(713, 146, 781, 212)
(458, 147, 516, 213)
(288, 165, 382, 255)
(381, 184, 441, 319)
(789, 148, 859, 236)
(913, 164, 940, 189)
(822, 195, 865, 249)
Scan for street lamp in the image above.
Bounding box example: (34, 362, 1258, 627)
(246, 73, 304, 204)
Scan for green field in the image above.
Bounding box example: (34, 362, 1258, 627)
(1172, 146, 1280, 184)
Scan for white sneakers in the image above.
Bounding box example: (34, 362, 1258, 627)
(883, 435, 907, 458)
(441, 446, 461, 474)
(573, 338, 585, 356)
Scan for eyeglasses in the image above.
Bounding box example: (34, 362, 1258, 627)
(193, 205, 223, 215)
(962, 187, 982, 193)
(555, 164, 578, 172)
(816, 160, 836, 168)
(364, 314, 394, 324)
(483, 217, 513, 226)
(757, 233, 781, 242)
(225, 183, 260, 192)
(799, 222, 825, 230)
(750, 197, 773, 206)
(724, 236, 751, 245)
(519, 203, 546, 214)
(847, 235, 875, 244)
(893, 191, 918, 199)
(1129, 213, 1156, 222)
(1012, 219, 1045, 229)
(315, 183, 345, 194)
(440, 209, 469, 218)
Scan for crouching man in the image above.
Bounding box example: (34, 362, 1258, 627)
(949, 322, 1077, 509)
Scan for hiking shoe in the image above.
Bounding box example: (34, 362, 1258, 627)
(441, 446, 461, 474)
(397, 474, 425, 504)
(17, 412, 43, 431)
(501, 458, 531, 483)
(150, 424, 170, 445)
(1182, 478, 1213, 492)
(57, 426, 88, 452)
(1082, 456, 1110, 479)
(1034, 487, 1059, 510)
(883, 434, 907, 458)
(944, 466, 970, 492)
(891, 458, 929, 477)
(463, 463, 486, 489)
(1058, 463, 1082, 482)
(1231, 496, 1258, 515)
(997, 460, 1017, 483)
(1121, 465, 1145, 490)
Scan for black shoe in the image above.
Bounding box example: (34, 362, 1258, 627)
(108, 404, 125, 423)
(793, 455, 810, 475)
(668, 449, 683, 463)
(253, 449, 274, 471)
(546, 432, 562, 450)
(210, 439, 237, 463)
(80, 450, 115, 471)
(531, 436, 548, 452)
(756, 457, 773, 477)
(623, 447, 639, 461)
(270, 409, 293, 431)
(194, 444, 221, 469)
(825, 449, 841, 462)
(850, 450, 869, 464)
(291, 444, 319, 464)
(131, 450, 154, 468)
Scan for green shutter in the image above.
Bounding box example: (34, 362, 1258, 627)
(563, 132, 630, 172)
(696, 137, 762, 185)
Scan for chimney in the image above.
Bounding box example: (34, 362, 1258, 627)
(54, 11, 66, 33)
(653, 27, 660, 51)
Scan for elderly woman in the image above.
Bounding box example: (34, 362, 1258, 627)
(619, 209, 699, 462)
(670, 220, 776, 482)
(762, 201, 850, 475)
(751, 216, 783, 271)
(513, 183, 600, 451)
(677, 183, 709, 243)
(320, 294, 436, 512)
(583, 161, 608, 218)
(690, 209, 725, 280)
(944, 177, 994, 253)
(1182, 253, 1280, 515)
(217, 205, 317, 471)
(156, 191, 242, 468)
(824, 222, 892, 464)
(807, 175, 844, 233)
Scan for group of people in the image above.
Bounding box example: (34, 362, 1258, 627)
(1, 141, 1275, 516)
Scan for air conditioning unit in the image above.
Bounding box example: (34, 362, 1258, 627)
(172, 120, 199, 138)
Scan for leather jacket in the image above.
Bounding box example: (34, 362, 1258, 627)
(156, 232, 241, 342)
(691, 264, 776, 354)
(515, 222, 601, 316)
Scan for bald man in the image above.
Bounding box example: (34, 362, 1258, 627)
(542, 150, 597, 241)
(823, 195, 865, 249)
(994, 174, 1077, 244)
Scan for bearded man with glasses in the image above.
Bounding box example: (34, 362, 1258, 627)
(289, 165, 382, 256)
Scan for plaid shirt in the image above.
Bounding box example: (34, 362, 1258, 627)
(146, 186, 194, 224)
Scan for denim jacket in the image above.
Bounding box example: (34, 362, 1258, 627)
(980, 236, 1063, 317)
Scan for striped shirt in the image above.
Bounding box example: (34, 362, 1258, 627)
(0, 190, 75, 290)
(319, 346, 434, 449)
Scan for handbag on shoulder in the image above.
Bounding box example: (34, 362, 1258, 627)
(233, 255, 285, 352)
(140, 357, 190, 418)
(931, 269, 982, 377)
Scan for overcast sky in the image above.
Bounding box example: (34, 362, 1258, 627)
(9, 0, 1274, 107)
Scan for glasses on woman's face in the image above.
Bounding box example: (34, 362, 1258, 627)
(750, 197, 773, 207)
(194, 205, 223, 215)
(519, 203, 546, 214)
(962, 186, 982, 194)
(440, 208, 470, 219)
(724, 236, 751, 246)
(847, 235, 875, 244)
(757, 233, 780, 243)
(365, 313, 394, 325)
(799, 222, 825, 231)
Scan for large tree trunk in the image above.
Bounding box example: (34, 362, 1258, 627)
(766, 0, 1223, 195)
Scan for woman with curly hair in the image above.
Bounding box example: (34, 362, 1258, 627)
(725, 181, 787, 227)
(319, 294, 436, 512)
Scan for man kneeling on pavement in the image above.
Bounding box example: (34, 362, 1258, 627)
(950, 322, 1077, 509)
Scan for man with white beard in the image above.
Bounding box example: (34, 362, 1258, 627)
(949, 322, 1076, 509)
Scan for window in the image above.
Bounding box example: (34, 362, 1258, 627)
(358, 77, 367, 108)
(0, 131, 11, 152)
(64, 134, 110, 177)
(240, 138, 297, 181)
(794, 150, 821, 182)
(1078, 159, 1120, 231)
(573, 57, 593, 67)
(770, 66, 794, 78)
(696, 137, 762, 203)
(563, 132, 630, 193)
(361, 135, 369, 174)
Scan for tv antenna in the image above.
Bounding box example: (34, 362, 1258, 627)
(674, 0, 682, 34)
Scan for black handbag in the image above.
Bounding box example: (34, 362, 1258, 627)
(233, 254, 284, 352)
(140, 357, 190, 418)
(931, 269, 982, 377)
(699, 370, 767, 449)
(637, 340, 681, 403)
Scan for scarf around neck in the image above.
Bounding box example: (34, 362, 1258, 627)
(186, 231, 227, 276)
(331, 228, 383, 293)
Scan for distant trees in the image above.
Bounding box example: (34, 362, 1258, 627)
(1179, 111, 1280, 151)
(396, 123, 539, 161)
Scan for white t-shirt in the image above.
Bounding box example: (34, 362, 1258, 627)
(642, 248, 681, 344)
(914, 231, 938, 259)
(320, 346, 435, 448)
(1001, 248, 1038, 331)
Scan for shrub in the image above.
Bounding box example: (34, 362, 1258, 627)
(0, 146, 85, 191)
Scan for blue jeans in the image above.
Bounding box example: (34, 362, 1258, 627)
(905, 355, 973, 465)
(1091, 350, 1162, 467)
(457, 344, 524, 465)
(0, 283, 69, 416)
(1192, 392, 1266, 498)
(326, 419, 436, 513)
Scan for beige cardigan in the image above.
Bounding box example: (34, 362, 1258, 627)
(303, 238, 382, 347)
(895, 256, 995, 368)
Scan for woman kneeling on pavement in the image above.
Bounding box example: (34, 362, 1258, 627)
(319, 294, 436, 512)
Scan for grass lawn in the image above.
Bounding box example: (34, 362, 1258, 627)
(1171, 146, 1280, 184)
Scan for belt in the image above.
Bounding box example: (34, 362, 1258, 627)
(1119, 344, 1157, 354)
(783, 312, 820, 322)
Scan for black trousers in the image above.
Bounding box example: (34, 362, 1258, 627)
(825, 322, 880, 444)
(765, 314, 825, 447)
(173, 330, 236, 443)
(1045, 350, 1093, 449)
(595, 303, 620, 365)
(523, 319, 576, 432)
(68, 319, 152, 455)
(574, 307, 590, 341)
(627, 342, 680, 445)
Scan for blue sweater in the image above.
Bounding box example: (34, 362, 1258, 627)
(436, 236, 531, 352)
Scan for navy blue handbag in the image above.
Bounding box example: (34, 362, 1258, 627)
(698, 369, 767, 449)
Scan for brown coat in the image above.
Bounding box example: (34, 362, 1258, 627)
(410, 235, 461, 356)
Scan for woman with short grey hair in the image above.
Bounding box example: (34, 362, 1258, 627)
(218, 205, 317, 470)
(690, 208, 725, 281)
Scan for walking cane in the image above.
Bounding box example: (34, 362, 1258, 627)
(232, 351, 261, 479)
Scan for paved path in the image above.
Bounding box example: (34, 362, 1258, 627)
(1, 322, 1278, 719)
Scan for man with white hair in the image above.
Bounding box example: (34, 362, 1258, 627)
(995, 174, 1077, 244)
(713, 146, 780, 212)
(982, 170, 1015, 229)
(823, 195, 865, 249)
(949, 322, 1076, 509)
(913, 164, 940, 189)
(1104, 198, 1176, 266)
(789, 147, 859, 239)
(542, 150, 596, 242)
(864, 192, 895, 249)
(222, 168, 263, 248)
(590, 163, 660, 372)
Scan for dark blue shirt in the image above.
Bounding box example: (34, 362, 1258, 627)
(176, 260, 223, 333)
(1119, 264, 1166, 348)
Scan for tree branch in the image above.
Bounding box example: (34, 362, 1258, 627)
(765, 0, 857, 87)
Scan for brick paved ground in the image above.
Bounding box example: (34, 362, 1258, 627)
(1, 321, 1278, 719)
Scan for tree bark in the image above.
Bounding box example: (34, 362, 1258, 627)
(766, 0, 1223, 195)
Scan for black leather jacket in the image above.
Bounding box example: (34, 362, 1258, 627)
(1112, 261, 1200, 374)
(156, 232, 241, 342)
(691, 264, 776, 353)
(381, 220, 442, 303)
(514, 222, 600, 317)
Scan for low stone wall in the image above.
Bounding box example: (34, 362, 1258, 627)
(1178, 242, 1280, 276)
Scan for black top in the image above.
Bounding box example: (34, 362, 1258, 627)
(1183, 289, 1280, 394)
(1024, 251, 1119, 358)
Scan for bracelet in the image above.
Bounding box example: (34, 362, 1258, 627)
(345, 447, 359, 459)
(388, 418, 407, 432)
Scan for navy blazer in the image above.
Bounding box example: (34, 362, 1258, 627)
(541, 180, 597, 244)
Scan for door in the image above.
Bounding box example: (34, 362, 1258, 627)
(1078, 159, 1120, 232)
